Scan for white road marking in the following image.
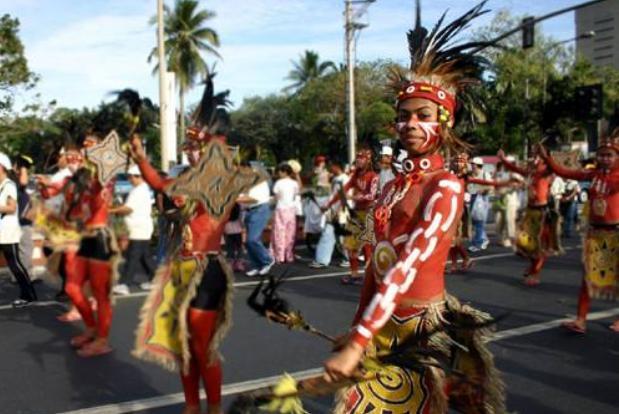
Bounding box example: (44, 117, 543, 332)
(55, 305, 619, 414)
(57, 368, 324, 414)
(0, 246, 581, 309)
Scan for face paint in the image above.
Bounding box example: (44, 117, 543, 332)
(417, 122, 441, 151)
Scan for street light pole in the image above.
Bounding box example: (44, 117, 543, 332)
(344, 0, 374, 167)
(156, 0, 171, 171)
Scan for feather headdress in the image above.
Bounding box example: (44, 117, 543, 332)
(185, 72, 232, 147)
(392, 1, 494, 126)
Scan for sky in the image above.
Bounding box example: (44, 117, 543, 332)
(1, 0, 588, 112)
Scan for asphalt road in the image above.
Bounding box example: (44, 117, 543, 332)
(0, 237, 618, 414)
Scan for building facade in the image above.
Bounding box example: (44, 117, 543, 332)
(575, 0, 619, 70)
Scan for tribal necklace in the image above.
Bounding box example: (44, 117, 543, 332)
(374, 153, 444, 238)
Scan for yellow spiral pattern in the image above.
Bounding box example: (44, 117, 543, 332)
(373, 241, 397, 277)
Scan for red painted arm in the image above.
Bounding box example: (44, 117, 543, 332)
(326, 179, 353, 209)
(467, 177, 511, 188)
(545, 156, 593, 181)
(351, 267, 377, 327)
(137, 159, 173, 192)
(350, 175, 462, 348)
(40, 177, 70, 199)
(500, 157, 527, 176)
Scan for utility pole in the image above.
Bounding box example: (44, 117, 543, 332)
(156, 0, 171, 171)
(344, 0, 356, 167)
(344, 0, 374, 167)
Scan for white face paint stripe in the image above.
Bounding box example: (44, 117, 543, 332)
(420, 236, 438, 262)
(393, 234, 409, 246)
(439, 179, 461, 193)
(356, 325, 372, 338)
(424, 192, 443, 221)
(405, 228, 424, 253)
(399, 268, 417, 293)
(440, 195, 458, 232)
(372, 302, 396, 329)
(424, 212, 443, 238)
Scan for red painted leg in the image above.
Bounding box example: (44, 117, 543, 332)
(65, 254, 96, 332)
(187, 308, 222, 411)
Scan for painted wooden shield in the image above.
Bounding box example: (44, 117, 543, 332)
(85, 130, 128, 185)
(165, 139, 267, 219)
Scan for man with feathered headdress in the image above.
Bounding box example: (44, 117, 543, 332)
(539, 129, 619, 335)
(130, 74, 266, 414)
(323, 2, 506, 413)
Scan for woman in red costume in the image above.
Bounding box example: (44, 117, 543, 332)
(447, 153, 514, 274)
(538, 133, 619, 334)
(323, 148, 378, 284)
(59, 135, 118, 357)
(497, 149, 562, 286)
(37, 147, 88, 322)
(131, 77, 265, 414)
(323, 3, 505, 413)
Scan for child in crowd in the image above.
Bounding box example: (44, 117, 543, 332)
(224, 203, 245, 272)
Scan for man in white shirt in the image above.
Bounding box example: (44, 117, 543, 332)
(238, 180, 274, 276)
(110, 165, 155, 294)
(468, 157, 493, 251)
(310, 161, 350, 268)
(378, 146, 395, 193)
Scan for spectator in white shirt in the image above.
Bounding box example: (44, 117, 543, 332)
(270, 163, 300, 263)
(0, 152, 37, 307)
(378, 146, 395, 193)
(110, 165, 155, 294)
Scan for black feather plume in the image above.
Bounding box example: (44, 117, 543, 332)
(402, 0, 494, 93)
(190, 72, 232, 136)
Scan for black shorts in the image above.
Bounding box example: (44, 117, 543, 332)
(191, 258, 227, 310)
(77, 229, 114, 261)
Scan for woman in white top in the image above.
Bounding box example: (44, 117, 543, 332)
(270, 163, 299, 263)
(0, 152, 37, 307)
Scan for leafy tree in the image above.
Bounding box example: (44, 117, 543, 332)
(284, 50, 336, 94)
(0, 14, 37, 114)
(148, 0, 220, 151)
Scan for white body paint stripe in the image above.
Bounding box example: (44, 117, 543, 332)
(441, 195, 458, 232)
(424, 192, 443, 221)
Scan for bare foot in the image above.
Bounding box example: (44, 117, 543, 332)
(70, 330, 95, 348)
(57, 308, 82, 322)
(206, 403, 222, 414)
(76, 338, 112, 357)
(561, 319, 586, 334)
(523, 275, 540, 287)
(181, 406, 201, 414)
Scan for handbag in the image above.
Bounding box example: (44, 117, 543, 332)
(470, 194, 489, 222)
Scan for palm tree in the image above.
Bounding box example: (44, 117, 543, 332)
(284, 50, 336, 93)
(148, 0, 221, 146)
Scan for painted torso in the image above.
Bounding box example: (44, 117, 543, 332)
(527, 172, 552, 206)
(588, 168, 619, 225)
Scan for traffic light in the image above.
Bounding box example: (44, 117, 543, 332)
(575, 84, 603, 120)
(522, 17, 535, 49)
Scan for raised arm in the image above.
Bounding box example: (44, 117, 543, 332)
(498, 150, 527, 175)
(38, 176, 70, 199)
(350, 175, 462, 348)
(129, 134, 172, 192)
(539, 146, 593, 181)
